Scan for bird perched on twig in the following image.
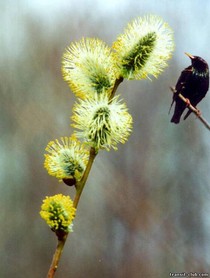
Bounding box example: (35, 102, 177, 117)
(169, 53, 209, 124)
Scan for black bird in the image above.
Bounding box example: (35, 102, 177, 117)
(170, 53, 209, 124)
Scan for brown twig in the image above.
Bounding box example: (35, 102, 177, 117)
(47, 233, 68, 278)
(109, 76, 124, 100)
(170, 87, 210, 131)
(73, 147, 97, 208)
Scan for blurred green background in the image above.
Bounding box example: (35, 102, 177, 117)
(1, 1, 210, 277)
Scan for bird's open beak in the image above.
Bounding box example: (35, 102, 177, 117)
(185, 52, 195, 59)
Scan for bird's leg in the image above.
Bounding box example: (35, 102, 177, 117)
(185, 98, 191, 107)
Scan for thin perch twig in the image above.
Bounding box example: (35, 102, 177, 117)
(170, 86, 210, 131)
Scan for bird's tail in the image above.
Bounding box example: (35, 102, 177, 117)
(183, 109, 192, 120)
(168, 99, 175, 115)
(170, 102, 186, 124)
(168, 86, 177, 115)
(170, 113, 181, 124)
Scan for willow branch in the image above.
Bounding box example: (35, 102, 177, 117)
(46, 147, 97, 278)
(109, 76, 124, 100)
(73, 147, 97, 208)
(47, 233, 68, 278)
(170, 87, 210, 131)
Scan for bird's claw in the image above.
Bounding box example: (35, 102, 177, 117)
(185, 98, 191, 107)
(196, 108, 201, 117)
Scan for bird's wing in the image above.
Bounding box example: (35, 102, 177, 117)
(191, 76, 209, 106)
(175, 65, 192, 93)
(168, 66, 192, 114)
